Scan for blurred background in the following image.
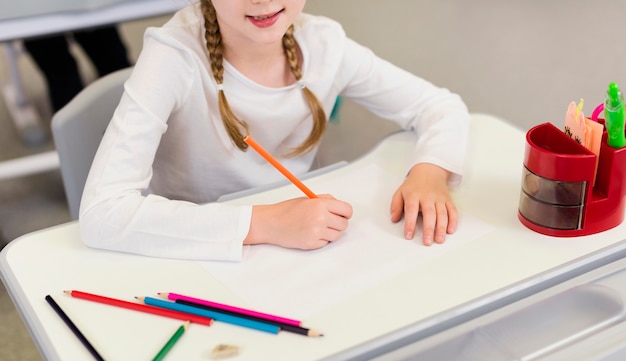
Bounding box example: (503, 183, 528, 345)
(1, 1, 625, 359)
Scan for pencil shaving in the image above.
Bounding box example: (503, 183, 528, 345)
(211, 344, 239, 359)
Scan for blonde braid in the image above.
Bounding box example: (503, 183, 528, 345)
(201, 0, 249, 150)
(282, 25, 327, 156)
(201, 1, 326, 155)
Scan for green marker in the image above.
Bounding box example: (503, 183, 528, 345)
(605, 82, 626, 148)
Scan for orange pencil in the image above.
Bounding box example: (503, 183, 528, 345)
(244, 135, 317, 198)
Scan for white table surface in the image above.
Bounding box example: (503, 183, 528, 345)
(2, 114, 626, 361)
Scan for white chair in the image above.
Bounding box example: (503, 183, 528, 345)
(51, 67, 133, 220)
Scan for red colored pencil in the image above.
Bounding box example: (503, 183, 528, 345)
(244, 135, 317, 199)
(64, 290, 212, 326)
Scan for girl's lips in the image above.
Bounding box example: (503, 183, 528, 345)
(246, 9, 284, 28)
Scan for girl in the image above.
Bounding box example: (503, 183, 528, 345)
(79, 0, 470, 261)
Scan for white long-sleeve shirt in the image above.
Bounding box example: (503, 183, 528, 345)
(79, 3, 470, 261)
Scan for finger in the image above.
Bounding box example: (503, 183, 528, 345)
(446, 201, 458, 234)
(317, 194, 336, 200)
(434, 201, 449, 244)
(420, 202, 436, 246)
(326, 200, 353, 219)
(306, 239, 330, 249)
(321, 227, 343, 243)
(403, 197, 420, 240)
(327, 213, 349, 232)
(390, 190, 404, 223)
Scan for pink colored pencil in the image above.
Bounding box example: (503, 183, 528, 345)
(161, 292, 301, 327)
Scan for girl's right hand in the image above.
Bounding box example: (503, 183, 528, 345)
(244, 195, 353, 250)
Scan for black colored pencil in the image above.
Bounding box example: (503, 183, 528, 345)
(45, 295, 105, 361)
(174, 299, 322, 337)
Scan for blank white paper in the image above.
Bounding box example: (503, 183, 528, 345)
(198, 164, 493, 319)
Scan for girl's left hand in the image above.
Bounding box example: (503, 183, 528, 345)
(390, 163, 457, 246)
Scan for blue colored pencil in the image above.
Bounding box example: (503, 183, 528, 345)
(137, 297, 280, 334)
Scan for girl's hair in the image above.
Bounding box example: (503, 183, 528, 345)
(200, 0, 326, 156)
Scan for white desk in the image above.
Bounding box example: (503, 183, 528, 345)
(2, 114, 626, 360)
(0, 0, 185, 180)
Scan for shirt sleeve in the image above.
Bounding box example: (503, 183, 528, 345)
(79, 29, 249, 262)
(337, 37, 470, 187)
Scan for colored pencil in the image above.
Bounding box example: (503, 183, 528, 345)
(175, 298, 322, 337)
(152, 321, 189, 361)
(45, 295, 105, 361)
(63, 290, 212, 326)
(161, 292, 321, 337)
(138, 296, 280, 334)
(161, 292, 301, 327)
(243, 135, 317, 198)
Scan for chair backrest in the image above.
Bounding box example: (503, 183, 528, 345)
(51, 67, 133, 220)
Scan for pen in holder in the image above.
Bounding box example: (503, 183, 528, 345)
(518, 121, 626, 236)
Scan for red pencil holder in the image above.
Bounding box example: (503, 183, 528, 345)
(518, 122, 626, 236)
